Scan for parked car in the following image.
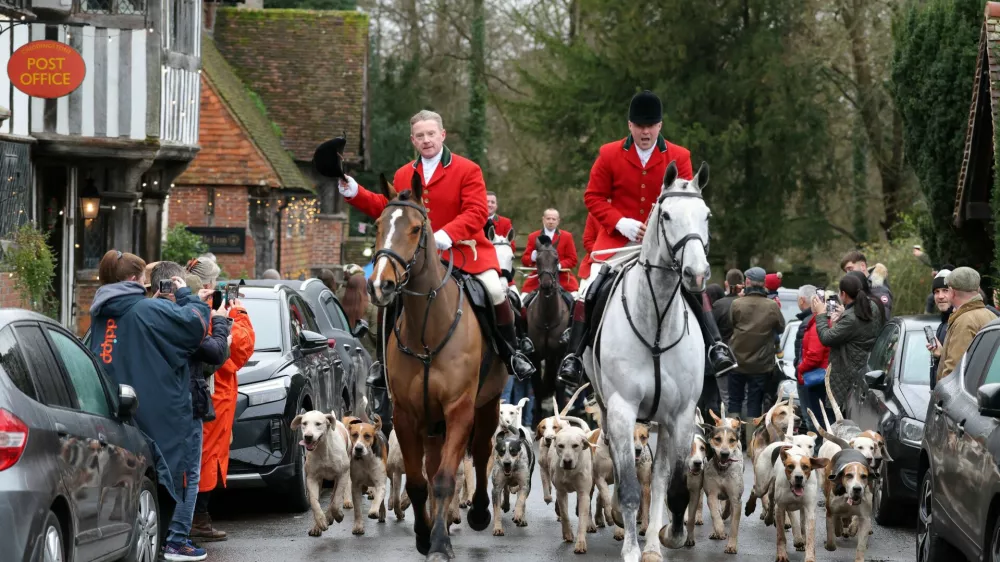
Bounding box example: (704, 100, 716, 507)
(843, 315, 936, 526)
(775, 287, 803, 324)
(918, 318, 1000, 562)
(224, 284, 342, 511)
(0, 309, 159, 562)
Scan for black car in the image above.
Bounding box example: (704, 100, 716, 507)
(918, 318, 1000, 562)
(0, 309, 160, 562)
(843, 315, 936, 526)
(243, 279, 372, 421)
(224, 284, 342, 511)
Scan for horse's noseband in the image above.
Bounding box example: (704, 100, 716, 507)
(652, 190, 709, 272)
(370, 199, 436, 298)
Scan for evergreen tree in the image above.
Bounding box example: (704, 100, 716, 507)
(466, 0, 488, 167)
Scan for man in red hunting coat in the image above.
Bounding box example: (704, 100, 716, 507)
(556, 91, 738, 394)
(333, 110, 536, 400)
(521, 208, 580, 294)
(487, 191, 516, 252)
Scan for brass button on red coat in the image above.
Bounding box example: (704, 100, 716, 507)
(606, 198, 611, 203)
(641, 197, 646, 202)
(640, 209, 645, 214)
(641, 184, 646, 188)
(642, 170, 647, 176)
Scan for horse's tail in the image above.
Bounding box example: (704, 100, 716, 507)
(559, 382, 591, 417)
(823, 366, 844, 421)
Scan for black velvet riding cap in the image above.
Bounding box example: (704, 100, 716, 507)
(313, 134, 348, 180)
(628, 90, 663, 126)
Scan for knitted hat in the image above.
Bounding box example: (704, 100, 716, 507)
(932, 269, 951, 291)
(628, 91, 663, 126)
(947, 267, 981, 293)
(765, 272, 783, 292)
(187, 257, 220, 287)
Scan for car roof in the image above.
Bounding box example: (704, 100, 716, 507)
(233, 284, 294, 300)
(0, 308, 64, 327)
(893, 315, 940, 329)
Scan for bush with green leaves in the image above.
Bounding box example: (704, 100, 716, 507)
(828, 236, 935, 316)
(162, 224, 209, 266)
(2, 224, 57, 316)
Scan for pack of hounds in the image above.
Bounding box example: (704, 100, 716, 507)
(290, 376, 887, 561)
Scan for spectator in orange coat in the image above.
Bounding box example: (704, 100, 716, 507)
(190, 299, 256, 541)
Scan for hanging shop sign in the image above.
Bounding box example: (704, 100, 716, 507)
(7, 40, 86, 99)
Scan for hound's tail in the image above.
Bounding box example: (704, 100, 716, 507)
(560, 383, 591, 417)
(823, 367, 844, 421)
(807, 408, 850, 450)
(819, 400, 833, 432)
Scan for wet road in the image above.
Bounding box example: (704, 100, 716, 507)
(205, 454, 916, 561)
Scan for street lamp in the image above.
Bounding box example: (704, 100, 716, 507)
(80, 177, 100, 220)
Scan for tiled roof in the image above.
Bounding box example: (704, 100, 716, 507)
(213, 8, 369, 164)
(955, 2, 1000, 224)
(178, 34, 311, 190)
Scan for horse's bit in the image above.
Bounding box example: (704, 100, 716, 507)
(370, 198, 465, 437)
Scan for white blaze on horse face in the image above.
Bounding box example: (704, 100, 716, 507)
(656, 187, 711, 291)
(373, 209, 404, 294)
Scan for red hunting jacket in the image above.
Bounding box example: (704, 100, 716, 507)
(346, 147, 499, 275)
(492, 214, 516, 252)
(584, 135, 694, 254)
(521, 229, 580, 293)
(577, 215, 600, 280)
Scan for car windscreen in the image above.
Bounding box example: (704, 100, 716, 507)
(901, 329, 932, 386)
(241, 298, 283, 351)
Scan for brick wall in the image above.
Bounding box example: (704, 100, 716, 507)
(167, 185, 256, 278)
(74, 275, 99, 336)
(0, 271, 30, 309)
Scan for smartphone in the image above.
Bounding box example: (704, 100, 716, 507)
(826, 296, 839, 314)
(924, 325, 937, 347)
(211, 290, 223, 311)
(158, 279, 174, 295)
(226, 283, 239, 303)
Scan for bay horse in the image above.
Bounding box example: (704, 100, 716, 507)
(525, 235, 571, 423)
(582, 161, 711, 562)
(367, 173, 507, 561)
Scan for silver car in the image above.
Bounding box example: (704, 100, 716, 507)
(0, 309, 159, 562)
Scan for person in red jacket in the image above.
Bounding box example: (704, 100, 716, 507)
(577, 215, 600, 282)
(331, 110, 536, 395)
(796, 313, 831, 435)
(521, 208, 580, 296)
(556, 91, 737, 394)
(191, 299, 256, 541)
(487, 191, 516, 253)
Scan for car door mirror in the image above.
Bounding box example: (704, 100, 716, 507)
(353, 319, 369, 339)
(864, 369, 887, 390)
(978, 383, 1000, 417)
(299, 330, 328, 354)
(118, 384, 138, 419)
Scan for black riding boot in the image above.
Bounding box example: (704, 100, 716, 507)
(556, 304, 588, 390)
(495, 301, 536, 380)
(514, 293, 534, 355)
(681, 288, 738, 375)
(366, 304, 395, 425)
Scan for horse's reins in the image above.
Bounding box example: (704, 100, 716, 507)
(371, 199, 466, 437)
(618, 189, 708, 420)
(531, 247, 563, 332)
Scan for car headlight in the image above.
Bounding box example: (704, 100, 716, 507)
(899, 417, 924, 447)
(241, 376, 290, 407)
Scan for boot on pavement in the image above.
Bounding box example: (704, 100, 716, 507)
(190, 513, 227, 542)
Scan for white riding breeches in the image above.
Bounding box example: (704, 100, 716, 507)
(476, 269, 507, 306)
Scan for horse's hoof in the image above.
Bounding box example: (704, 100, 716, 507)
(467, 506, 491, 531)
(426, 553, 450, 562)
(640, 553, 663, 562)
(659, 526, 686, 549)
(416, 534, 431, 556)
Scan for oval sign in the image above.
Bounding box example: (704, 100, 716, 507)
(7, 40, 86, 99)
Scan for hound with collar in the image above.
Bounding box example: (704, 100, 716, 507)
(346, 415, 388, 535)
(491, 429, 536, 536)
(700, 420, 744, 553)
(821, 449, 873, 561)
(772, 444, 829, 562)
(683, 417, 709, 546)
(290, 410, 352, 537)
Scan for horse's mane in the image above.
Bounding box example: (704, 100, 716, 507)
(396, 190, 415, 202)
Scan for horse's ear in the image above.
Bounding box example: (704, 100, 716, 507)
(411, 170, 423, 202)
(379, 173, 397, 200)
(694, 162, 709, 192)
(663, 160, 679, 188)
(507, 227, 516, 243)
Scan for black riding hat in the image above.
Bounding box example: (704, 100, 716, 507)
(313, 133, 348, 180)
(629, 91, 662, 126)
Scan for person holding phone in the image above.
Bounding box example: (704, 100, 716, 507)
(926, 269, 953, 384)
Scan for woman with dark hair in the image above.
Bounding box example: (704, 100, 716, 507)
(341, 273, 378, 356)
(810, 273, 884, 407)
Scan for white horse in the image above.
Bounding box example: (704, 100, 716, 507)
(583, 161, 711, 562)
(491, 227, 519, 297)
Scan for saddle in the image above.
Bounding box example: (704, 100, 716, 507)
(521, 287, 575, 313)
(447, 267, 498, 390)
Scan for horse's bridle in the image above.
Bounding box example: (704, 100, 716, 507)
(642, 190, 710, 274)
(370, 199, 454, 299)
(535, 246, 561, 294)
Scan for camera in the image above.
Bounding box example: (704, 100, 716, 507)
(826, 296, 839, 314)
(158, 279, 174, 295)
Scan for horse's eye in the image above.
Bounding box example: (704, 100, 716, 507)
(662, 212, 671, 221)
(410, 226, 421, 235)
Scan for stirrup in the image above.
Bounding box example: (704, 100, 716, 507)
(559, 328, 571, 347)
(510, 352, 536, 381)
(366, 361, 387, 389)
(520, 336, 535, 355)
(709, 343, 737, 375)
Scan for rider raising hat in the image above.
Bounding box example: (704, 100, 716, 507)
(556, 90, 738, 393)
(335, 110, 537, 399)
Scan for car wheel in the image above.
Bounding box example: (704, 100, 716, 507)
(40, 511, 64, 562)
(278, 406, 310, 512)
(917, 469, 959, 562)
(124, 476, 159, 562)
(873, 461, 901, 526)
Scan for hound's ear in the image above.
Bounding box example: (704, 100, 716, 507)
(694, 162, 709, 191)
(807, 431, 817, 438)
(699, 423, 715, 436)
(325, 413, 337, 427)
(290, 415, 304, 430)
(536, 423, 545, 440)
(379, 173, 397, 200)
(411, 170, 423, 202)
(663, 160, 678, 188)
(373, 414, 383, 432)
(810, 457, 830, 469)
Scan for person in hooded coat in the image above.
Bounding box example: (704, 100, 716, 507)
(88, 251, 211, 544)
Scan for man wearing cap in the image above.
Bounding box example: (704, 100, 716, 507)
(926, 269, 953, 384)
(933, 267, 998, 380)
(728, 267, 785, 440)
(555, 90, 738, 394)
